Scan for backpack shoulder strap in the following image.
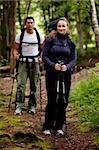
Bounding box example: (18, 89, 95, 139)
(67, 37, 76, 49)
(34, 27, 41, 54)
(19, 27, 41, 56)
(19, 27, 26, 56)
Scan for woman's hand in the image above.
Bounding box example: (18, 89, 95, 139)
(61, 64, 67, 71)
(55, 63, 61, 71)
(55, 63, 67, 71)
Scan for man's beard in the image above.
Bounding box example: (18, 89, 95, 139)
(28, 28, 32, 31)
(27, 28, 33, 33)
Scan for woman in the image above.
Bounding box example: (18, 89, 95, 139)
(42, 17, 77, 135)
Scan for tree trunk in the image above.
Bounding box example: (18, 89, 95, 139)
(41, 6, 48, 34)
(17, 0, 22, 29)
(26, 0, 31, 16)
(2, 1, 8, 58)
(0, 0, 16, 62)
(0, 2, 3, 57)
(76, 9, 84, 56)
(8, 0, 16, 48)
(90, 0, 99, 48)
(9, 0, 16, 74)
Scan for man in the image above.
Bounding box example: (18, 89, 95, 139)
(13, 16, 44, 115)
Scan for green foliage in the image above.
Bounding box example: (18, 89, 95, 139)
(77, 47, 98, 65)
(0, 0, 97, 63)
(15, 0, 97, 59)
(0, 57, 8, 67)
(70, 65, 99, 130)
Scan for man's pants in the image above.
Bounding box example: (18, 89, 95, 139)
(15, 61, 39, 109)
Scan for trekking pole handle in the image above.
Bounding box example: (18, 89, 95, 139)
(57, 61, 67, 72)
(58, 60, 63, 65)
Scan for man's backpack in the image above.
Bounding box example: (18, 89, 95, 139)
(19, 27, 41, 57)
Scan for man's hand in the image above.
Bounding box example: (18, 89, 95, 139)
(38, 57, 43, 64)
(13, 42, 20, 60)
(13, 50, 20, 60)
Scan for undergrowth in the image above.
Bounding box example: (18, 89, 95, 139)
(70, 63, 99, 132)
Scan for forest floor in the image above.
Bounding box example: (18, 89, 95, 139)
(0, 62, 99, 149)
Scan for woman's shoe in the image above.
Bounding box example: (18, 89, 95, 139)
(43, 130, 51, 135)
(56, 130, 64, 135)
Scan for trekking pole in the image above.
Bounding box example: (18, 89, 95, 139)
(56, 73, 60, 103)
(8, 52, 16, 113)
(8, 74, 15, 113)
(56, 60, 62, 103)
(62, 72, 67, 135)
(57, 60, 67, 134)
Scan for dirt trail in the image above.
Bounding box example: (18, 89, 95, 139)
(0, 69, 99, 150)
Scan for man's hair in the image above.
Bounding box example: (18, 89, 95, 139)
(24, 16, 35, 24)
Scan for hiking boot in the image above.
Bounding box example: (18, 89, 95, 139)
(15, 107, 22, 115)
(56, 130, 64, 135)
(28, 106, 36, 115)
(43, 130, 51, 135)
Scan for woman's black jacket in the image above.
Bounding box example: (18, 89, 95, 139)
(42, 33, 77, 73)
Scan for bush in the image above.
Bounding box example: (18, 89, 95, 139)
(70, 64, 99, 130)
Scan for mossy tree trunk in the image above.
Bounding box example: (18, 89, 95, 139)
(0, 0, 16, 62)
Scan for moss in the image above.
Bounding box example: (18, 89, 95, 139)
(0, 130, 9, 135)
(0, 114, 24, 134)
(2, 147, 24, 150)
(12, 148, 23, 150)
(0, 98, 6, 107)
(0, 119, 10, 129)
(0, 133, 11, 143)
(93, 134, 99, 145)
(34, 139, 51, 150)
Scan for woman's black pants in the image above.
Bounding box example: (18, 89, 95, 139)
(43, 70, 71, 131)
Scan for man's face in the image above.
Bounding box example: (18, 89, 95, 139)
(25, 19, 35, 30)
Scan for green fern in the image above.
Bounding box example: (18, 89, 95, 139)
(70, 65, 99, 130)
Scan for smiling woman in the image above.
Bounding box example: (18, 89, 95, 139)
(57, 17, 70, 35)
(42, 17, 77, 135)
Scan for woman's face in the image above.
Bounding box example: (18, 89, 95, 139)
(57, 20, 68, 35)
